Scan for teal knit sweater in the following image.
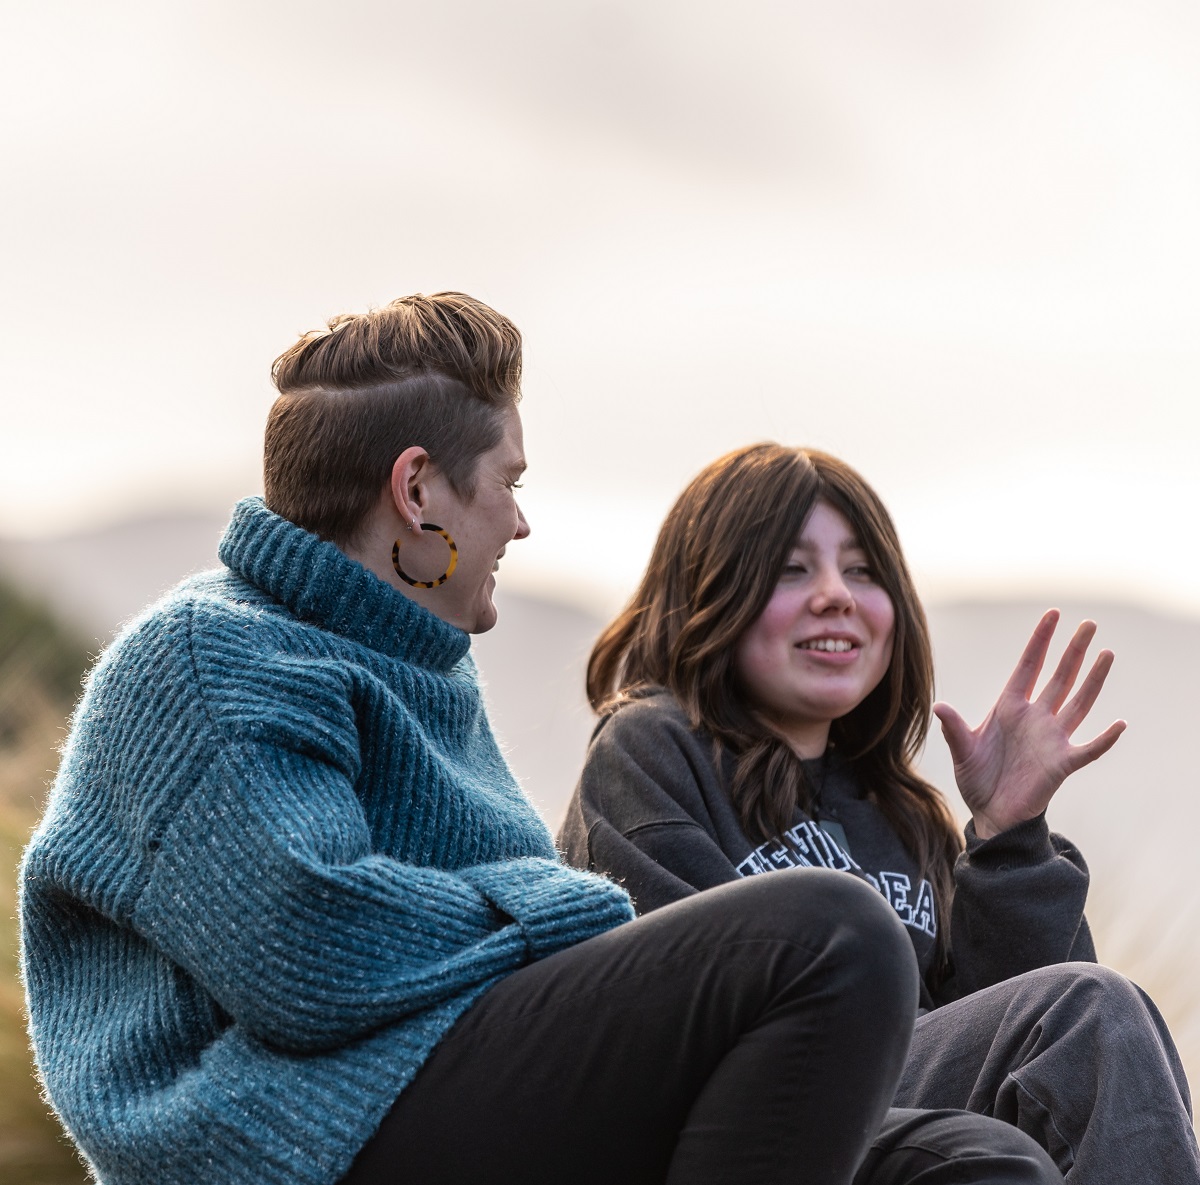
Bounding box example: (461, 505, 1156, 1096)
(19, 498, 635, 1185)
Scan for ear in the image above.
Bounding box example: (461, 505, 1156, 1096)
(388, 446, 434, 528)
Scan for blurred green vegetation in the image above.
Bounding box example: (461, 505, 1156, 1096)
(0, 579, 91, 1184)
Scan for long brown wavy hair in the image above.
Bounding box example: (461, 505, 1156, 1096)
(588, 444, 963, 972)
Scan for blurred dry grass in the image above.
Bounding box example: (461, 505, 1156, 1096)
(0, 581, 91, 1184)
(1087, 877, 1200, 1094)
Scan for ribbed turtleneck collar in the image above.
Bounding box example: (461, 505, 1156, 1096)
(217, 498, 471, 671)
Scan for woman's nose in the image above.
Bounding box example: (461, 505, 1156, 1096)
(513, 502, 531, 540)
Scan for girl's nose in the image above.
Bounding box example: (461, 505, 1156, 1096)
(809, 565, 853, 613)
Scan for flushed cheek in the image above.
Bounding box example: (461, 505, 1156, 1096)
(754, 592, 805, 641)
(865, 595, 896, 652)
(863, 598, 896, 691)
(734, 596, 805, 687)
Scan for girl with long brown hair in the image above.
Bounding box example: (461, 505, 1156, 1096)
(560, 443, 1198, 1185)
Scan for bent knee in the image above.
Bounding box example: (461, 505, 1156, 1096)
(787, 867, 911, 951)
(1017, 960, 1149, 1017)
(729, 869, 916, 984)
(727, 867, 903, 933)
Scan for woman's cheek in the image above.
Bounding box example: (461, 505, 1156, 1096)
(756, 589, 798, 635)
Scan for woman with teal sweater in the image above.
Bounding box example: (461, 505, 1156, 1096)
(18, 293, 1038, 1185)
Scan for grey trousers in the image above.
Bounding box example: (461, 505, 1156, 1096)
(893, 962, 1200, 1184)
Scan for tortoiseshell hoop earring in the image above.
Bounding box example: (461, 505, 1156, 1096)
(391, 524, 459, 589)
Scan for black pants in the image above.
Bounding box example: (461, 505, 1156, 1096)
(341, 870, 1060, 1185)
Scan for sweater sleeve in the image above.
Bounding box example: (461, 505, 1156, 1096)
(945, 813, 1095, 999)
(558, 700, 742, 914)
(134, 738, 632, 1053)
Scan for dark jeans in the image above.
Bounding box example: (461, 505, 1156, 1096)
(341, 870, 1060, 1185)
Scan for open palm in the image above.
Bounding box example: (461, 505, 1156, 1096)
(932, 610, 1126, 839)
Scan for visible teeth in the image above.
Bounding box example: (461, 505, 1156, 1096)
(799, 639, 853, 652)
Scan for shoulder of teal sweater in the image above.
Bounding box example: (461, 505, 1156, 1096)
(86, 569, 365, 778)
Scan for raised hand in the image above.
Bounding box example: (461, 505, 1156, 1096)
(932, 609, 1126, 839)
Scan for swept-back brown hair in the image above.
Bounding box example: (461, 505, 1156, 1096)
(264, 291, 522, 547)
(588, 444, 962, 970)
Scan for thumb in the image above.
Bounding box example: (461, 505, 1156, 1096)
(932, 701, 973, 763)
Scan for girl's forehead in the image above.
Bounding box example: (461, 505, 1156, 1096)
(793, 501, 863, 548)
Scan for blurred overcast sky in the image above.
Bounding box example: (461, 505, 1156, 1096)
(3, 0, 1199, 616)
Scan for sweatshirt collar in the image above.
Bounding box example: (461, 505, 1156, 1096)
(217, 497, 471, 670)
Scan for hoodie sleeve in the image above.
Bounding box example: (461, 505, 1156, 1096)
(945, 813, 1095, 998)
(558, 698, 743, 914)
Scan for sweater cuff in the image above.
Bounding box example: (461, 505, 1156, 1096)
(963, 812, 1055, 867)
(460, 858, 635, 960)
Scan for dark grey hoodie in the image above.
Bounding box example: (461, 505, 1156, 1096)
(557, 689, 1095, 1010)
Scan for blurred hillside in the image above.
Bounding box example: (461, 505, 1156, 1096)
(0, 514, 231, 653)
(2, 512, 1198, 1142)
(0, 580, 91, 1182)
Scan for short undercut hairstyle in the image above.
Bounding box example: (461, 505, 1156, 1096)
(264, 291, 522, 546)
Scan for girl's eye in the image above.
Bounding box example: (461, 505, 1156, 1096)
(509, 481, 524, 490)
(846, 565, 874, 580)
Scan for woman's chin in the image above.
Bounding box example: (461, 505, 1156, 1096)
(468, 582, 499, 634)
